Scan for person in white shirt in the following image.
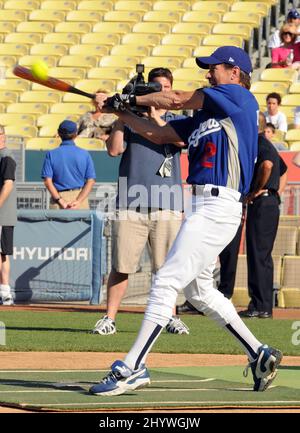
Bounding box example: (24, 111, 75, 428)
(268, 9, 300, 50)
(294, 106, 300, 129)
(264, 92, 288, 134)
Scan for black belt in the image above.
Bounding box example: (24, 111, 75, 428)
(192, 185, 244, 202)
(192, 185, 220, 197)
(59, 188, 81, 192)
(252, 190, 279, 201)
(262, 190, 278, 197)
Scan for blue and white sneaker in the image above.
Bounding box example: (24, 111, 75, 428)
(244, 345, 283, 391)
(89, 360, 150, 396)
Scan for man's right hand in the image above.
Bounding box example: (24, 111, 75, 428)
(95, 93, 109, 111)
(58, 197, 68, 209)
(105, 94, 128, 112)
(246, 189, 268, 204)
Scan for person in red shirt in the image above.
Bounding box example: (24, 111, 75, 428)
(271, 24, 300, 70)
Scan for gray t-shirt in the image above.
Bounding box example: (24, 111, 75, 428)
(117, 112, 185, 212)
(0, 148, 17, 226)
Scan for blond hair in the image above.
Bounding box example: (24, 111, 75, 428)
(280, 23, 297, 42)
(96, 88, 109, 94)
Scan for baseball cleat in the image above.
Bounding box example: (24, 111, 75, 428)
(91, 315, 116, 335)
(243, 344, 283, 391)
(0, 295, 14, 306)
(166, 316, 190, 335)
(89, 360, 150, 396)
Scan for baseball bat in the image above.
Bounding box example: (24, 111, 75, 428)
(13, 65, 95, 99)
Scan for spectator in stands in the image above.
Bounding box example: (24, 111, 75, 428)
(270, 24, 300, 70)
(91, 67, 189, 336)
(264, 122, 289, 151)
(268, 9, 300, 51)
(41, 120, 96, 210)
(77, 89, 116, 141)
(239, 113, 288, 319)
(264, 93, 288, 134)
(0, 125, 17, 306)
(294, 106, 300, 128)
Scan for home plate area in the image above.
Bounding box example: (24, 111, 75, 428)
(0, 366, 299, 411)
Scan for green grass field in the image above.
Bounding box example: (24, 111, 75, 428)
(0, 310, 299, 355)
(0, 367, 299, 411)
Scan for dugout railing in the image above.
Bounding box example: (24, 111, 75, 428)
(16, 181, 300, 216)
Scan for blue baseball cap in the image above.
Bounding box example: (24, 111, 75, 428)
(196, 46, 253, 75)
(287, 9, 300, 20)
(58, 119, 77, 135)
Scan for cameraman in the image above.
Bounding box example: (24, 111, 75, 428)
(92, 67, 189, 336)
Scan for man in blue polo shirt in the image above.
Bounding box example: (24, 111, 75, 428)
(91, 46, 283, 395)
(41, 120, 96, 209)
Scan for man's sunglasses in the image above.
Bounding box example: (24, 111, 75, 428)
(282, 32, 293, 36)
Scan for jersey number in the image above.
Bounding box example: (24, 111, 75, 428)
(200, 142, 216, 168)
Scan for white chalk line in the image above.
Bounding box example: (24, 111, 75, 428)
(16, 400, 300, 408)
(0, 378, 216, 387)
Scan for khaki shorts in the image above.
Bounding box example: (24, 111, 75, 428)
(112, 209, 183, 274)
(49, 189, 89, 210)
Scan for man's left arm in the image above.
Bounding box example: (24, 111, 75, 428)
(278, 171, 288, 195)
(278, 155, 288, 195)
(135, 89, 204, 111)
(116, 110, 185, 146)
(0, 156, 16, 208)
(0, 179, 14, 208)
(96, 89, 204, 113)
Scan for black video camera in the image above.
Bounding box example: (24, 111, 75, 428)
(122, 64, 162, 114)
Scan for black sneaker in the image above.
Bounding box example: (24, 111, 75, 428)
(176, 301, 203, 315)
(258, 311, 273, 319)
(238, 309, 260, 318)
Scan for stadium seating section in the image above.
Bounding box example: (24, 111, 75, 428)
(0, 0, 299, 307)
(0, 0, 296, 148)
(232, 216, 300, 308)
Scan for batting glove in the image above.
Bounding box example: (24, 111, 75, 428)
(105, 93, 136, 112)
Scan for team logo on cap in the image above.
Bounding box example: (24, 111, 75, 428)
(228, 57, 235, 63)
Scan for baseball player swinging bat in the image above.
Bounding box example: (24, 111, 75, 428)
(13, 65, 95, 99)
